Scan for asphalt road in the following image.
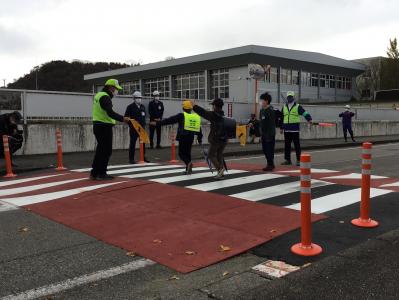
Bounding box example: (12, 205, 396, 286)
(1, 142, 399, 300)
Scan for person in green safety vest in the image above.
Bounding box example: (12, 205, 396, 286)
(90, 79, 131, 180)
(150, 100, 202, 174)
(280, 91, 312, 166)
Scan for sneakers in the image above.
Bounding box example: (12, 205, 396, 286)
(214, 168, 225, 180)
(156, 145, 162, 149)
(186, 162, 193, 175)
(129, 160, 137, 164)
(144, 158, 150, 163)
(263, 165, 275, 171)
(296, 161, 300, 167)
(90, 174, 114, 181)
(281, 160, 292, 166)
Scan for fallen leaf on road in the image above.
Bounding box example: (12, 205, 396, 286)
(126, 251, 136, 257)
(270, 229, 277, 233)
(222, 271, 229, 276)
(302, 263, 312, 268)
(153, 239, 162, 244)
(219, 245, 231, 252)
(169, 275, 180, 280)
(185, 251, 196, 255)
(18, 227, 29, 233)
(339, 221, 345, 224)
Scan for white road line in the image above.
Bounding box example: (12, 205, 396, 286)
(278, 169, 339, 174)
(380, 181, 399, 187)
(321, 173, 388, 180)
(0, 201, 18, 212)
(121, 167, 209, 179)
(0, 259, 155, 300)
(186, 173, 286, 191)
(0, 178, 87, 197)
(107, 164, 181, 175)
(229, 180, 333, 202)
(285, 188, 392, 214)
(71, 163, 158, 172)
(151, 169, 248, 184)
(1, 181, 125, 207)
(0, 174, 65, 188)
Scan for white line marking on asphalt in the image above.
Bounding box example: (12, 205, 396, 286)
(321, 173, 388, 180)
(0, 174, 65, 188)
(380, 181, 399, 187)
(121, 167, 209, 179)
(285, 188, 392, 214)
(0, 258, 156, 300)
(0, 178, 86, 197)
(0, 201, 18, 212)
(151, 169, 247, 184)
(278, 169, 339, 174)
(107, 164, 181, 175)
(186, 173, 286, 191)
(1, 182, 125, 206)
(230, 180, 333, 202)
(71, 163, 157, 172)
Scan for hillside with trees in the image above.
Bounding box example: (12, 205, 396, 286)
(7, 60, 138, 93)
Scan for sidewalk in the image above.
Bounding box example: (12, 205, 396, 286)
(2, 135, 399, 175)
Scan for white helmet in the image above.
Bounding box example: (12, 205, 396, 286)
(152, 90, 160, 96)
(132, 91, 142, 98)
(345, 105, 350, 109)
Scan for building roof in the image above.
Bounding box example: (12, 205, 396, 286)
(84, 45, 365, 82)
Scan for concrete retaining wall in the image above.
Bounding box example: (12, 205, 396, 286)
(14, 120, 399, 155)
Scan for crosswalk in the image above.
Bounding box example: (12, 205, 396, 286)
(0, 163, 395, 215)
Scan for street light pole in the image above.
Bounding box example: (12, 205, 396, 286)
(2, 79, 5, 88)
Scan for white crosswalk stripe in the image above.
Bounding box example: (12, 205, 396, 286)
(321, 173, 388, 180)
(0, 174, 65, 188)
(151, 169, 247, 184)
(186, 173, 286, 192)
(71, 163, 157, 172)
(121, 167, 209, 179)
(107, 164, 181, 175)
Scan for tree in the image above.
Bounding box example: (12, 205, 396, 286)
(164, 56, 176, 61)
(387, 38, 399, 59)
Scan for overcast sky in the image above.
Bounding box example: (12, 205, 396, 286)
(1, 0, 398, 85)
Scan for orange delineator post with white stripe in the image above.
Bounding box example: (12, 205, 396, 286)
(351, 142, 379, 228)
(2, 135, 16, 178)
(55, 129, 67, 171)
(169, 132, 179, 163)
(291, 153, 323, 256)
(138, 139, 145, 164)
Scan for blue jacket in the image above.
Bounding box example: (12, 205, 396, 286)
(339, 111, 355, 128)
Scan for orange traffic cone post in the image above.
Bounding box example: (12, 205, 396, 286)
(291, 153, 323, 256)
(351, 142, 379, 228)
(2, 135, 17, 178)
(169, 132, 179, 163)
(138, 140, 145, 164)
(55, 129, 67, 171)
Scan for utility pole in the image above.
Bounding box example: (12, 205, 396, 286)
(2, 79, 5, 88)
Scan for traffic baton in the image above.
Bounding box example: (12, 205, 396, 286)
(138, 139, 145, 164)
(351, 142, 379, 228)
(55, 129, 67, 171)
(2, 135, 16, 178)
(169, 132, 179, 163)
(291, 153, 323, 256)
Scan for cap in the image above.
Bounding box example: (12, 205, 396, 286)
(132, 91, 142, 98)
(182, 100, 193, 110)
(211, 98, 224, 108)
(105, 79, 122, 91)
(345, 105, 351, 109)
(287, 91, 295, 98)
(153, 90, 160, 96)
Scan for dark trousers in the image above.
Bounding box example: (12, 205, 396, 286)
(208, 142, 227, 171)
(91, 124, 113, 176)
(178, 135, 194, 166)
(343, 126, 355, 141)
(149, 124, 161, 147)
(262, 136, 276, 167)
(284, 132, 301, 162)
(129, 131, 146, 162)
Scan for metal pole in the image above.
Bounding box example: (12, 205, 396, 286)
(2, 79, 5, 88)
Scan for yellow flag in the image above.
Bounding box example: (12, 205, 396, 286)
(130, 119, 150, 144)
(236, 125, 247, 146)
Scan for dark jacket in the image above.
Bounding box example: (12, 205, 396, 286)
(158, 110, 202, 143)
(281, 102, 312, 132)
(259, 106, 276, 141)
(94, 88, 124, 125)
(247, 118, 260, 137)
(339, 111, 355, 128)
(193, 105, 226, 144)
(148, 100, 164, 121)
(125, 102, 146, 133)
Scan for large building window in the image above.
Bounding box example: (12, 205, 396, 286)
(344, 77, 352, 90)
(327, 75, 335, 89)
(292, 70, 299, 85)
(120, 81, 140, 95)
(143, 77, 170, 97)
(280, 69, 289, 84)
(311, 73, 319, 87)
(336, 76, 343, 89)
(172, 72, 205, 99)
(319, 74, 326, 88)
(301, 72, 311, 86)
(270, 67, 278, 83)
(210, 68, 229, 99)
